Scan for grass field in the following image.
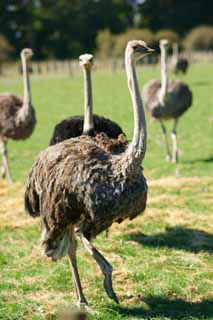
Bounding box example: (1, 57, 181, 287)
(0, 63, 213, 320)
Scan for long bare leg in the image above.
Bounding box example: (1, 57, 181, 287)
(171, 119, 178, 163)
(80, 234, 119, 304)
(67, 227, 88, 307)
(0, 138, 6, 179)
(159, 120, 171, 161)
(0, 138, 13, 183)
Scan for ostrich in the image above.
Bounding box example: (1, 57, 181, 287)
(24, 40, 154, 307)
(171, 43, 189, 74)
(49, 54, 126, 148)
(142, 40, 192, 163)
(0, 48, 36, 183)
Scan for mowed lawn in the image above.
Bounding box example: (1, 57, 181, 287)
(0, 63, 213, 320)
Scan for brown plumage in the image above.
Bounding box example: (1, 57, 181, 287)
(0, 94, 35, 140)
(142, 39, 192, 163)
(0, 49, 36, 182)
(25, 40, 154, 307)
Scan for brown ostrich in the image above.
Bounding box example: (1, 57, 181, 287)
(0, 48, 36, 183)
(142, 39, 192, 163)
(24, 40, 154, 307)
(171, 43, 189, 75)
(49, 54, 126, 149)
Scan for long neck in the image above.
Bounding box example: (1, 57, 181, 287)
(83, 67, 94, 134)
(173, 43, 179, 61)
(22, 54, 31, 108)
(125, 54, 147, 162)
(159, 45, 168, 103)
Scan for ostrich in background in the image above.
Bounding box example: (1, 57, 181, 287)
(24, 40, 154, 307)
(142, 39, 192, 163)
(171, 43, 189, 74)
(49, 54, 126, 150)
(0, 49, 36, 182)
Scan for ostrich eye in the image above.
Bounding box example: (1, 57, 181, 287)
(133, 45, 139, 50)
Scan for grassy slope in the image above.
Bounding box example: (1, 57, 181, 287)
(0, 63, 212, 320)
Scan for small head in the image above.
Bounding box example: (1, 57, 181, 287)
(20, 48, 33, 60)
(79, 53, 94, 70)
(40, 221, 70, 261)
(126, 40, 155, 61)
(160, 39, 169, 49)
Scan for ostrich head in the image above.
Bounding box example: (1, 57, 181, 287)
(160, 39, 169, 49)
(40, 220, 70, 261)
(21, 48, 33, 60)
(79, 53, 94, 70)
(126, 40, 155, 61)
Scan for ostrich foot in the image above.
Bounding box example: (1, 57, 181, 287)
(0, 163, 13, 183)
(103, 270, 119, 304)
(77, 300, 88, 309)
(0, 165, 6, 179)
(165, 154, 171, 162)
(80, 234, 119, 304)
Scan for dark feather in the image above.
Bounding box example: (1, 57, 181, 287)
(49, 114, 124, 145)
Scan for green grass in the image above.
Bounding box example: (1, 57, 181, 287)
(0, 63, 213, 319)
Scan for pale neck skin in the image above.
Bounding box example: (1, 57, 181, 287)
(124, 49, 147, 162)
(82, 66, 94, 134)
(173, 43, 179, 61)
(21, 53, 31, 108)
(159, 44, 168, 104)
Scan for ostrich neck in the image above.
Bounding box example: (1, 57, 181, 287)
(123, 54, 147, 164)
(83, 67, 94, 134)
(173, 43, 179, 61)
(22, 55, 31, 109)
(159, 46, 168, 104)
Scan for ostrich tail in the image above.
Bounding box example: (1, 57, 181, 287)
(24, 186, 40, 217)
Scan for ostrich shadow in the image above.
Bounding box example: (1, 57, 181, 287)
(125, 226, 213, 254)
(112, 296, 213, 319)
(183, 156, 213, 164)
(191, 80, 210, 87)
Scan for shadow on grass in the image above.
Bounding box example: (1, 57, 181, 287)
(183, 156, 213, 164)
(112, 296, 213, 319)
(191, 81, 210, 87)
(125, 226, 213, 253)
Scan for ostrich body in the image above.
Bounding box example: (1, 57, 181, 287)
(0, 49, 36, 182)
(25, 41, 154, 306)
(142, 40, 192, 162)
(49, 54, 126, 151)
(172, 43, 189, 74)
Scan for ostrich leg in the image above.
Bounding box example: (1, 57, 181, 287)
(67, 227, 88, 307)
(159, 120, 171, 161)
(0, 138, 13, 183)
(80, 234, 119, 304)
(171, 119, 179, 163)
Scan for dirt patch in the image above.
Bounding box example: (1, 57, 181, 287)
(149, 176, 213, 188)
